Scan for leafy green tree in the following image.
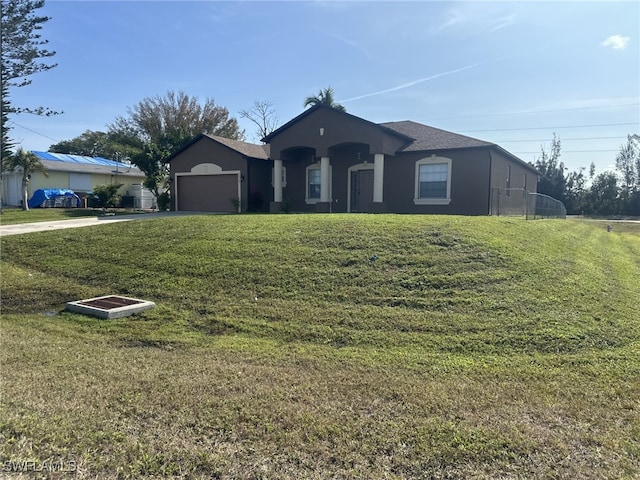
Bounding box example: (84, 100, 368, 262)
(585, 172, 619, 216)
(615, 134, 639, 213)
(108, 90, 244, 198)
(1, 72, 13, 212)
(0, 72, 13, 161)
(564, 167, 587, 215)
(49, 130, 132, 159)
(131, 143, 171, 200)
(304, 87, 346, 112)
(91, 183, 123, 210)
(1, 0, 60, 156)
(533, 133, 566, 202)
(4, 147, 48, 210)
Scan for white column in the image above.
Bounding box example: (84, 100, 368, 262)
(320, 156, 330, 203)
(273, 159, 283, 203)
(373, 153, 384, 203)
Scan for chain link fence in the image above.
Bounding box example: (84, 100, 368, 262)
(491, 188, 566, 219)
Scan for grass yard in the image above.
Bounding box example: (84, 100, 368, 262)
(0, 208, 147, 225)
(0, 208, 100, 225)
(1, 215, 639, 479)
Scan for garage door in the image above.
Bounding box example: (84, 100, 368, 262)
(176, 174, 239, 212)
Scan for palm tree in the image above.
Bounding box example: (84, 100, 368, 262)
(5, 148, 48, 210)
(303, 87, 346, 112)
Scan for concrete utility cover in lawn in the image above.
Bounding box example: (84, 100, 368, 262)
(66, 295, 155, 319)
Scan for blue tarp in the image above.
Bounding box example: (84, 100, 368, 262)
(32, 151, 131, 169)
(28, 189, 82, 209)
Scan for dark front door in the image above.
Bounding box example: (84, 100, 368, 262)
(351, 169, 374, 212)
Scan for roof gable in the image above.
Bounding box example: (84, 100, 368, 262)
(263, 104, 412, 144)
(166, 134, 269, 162)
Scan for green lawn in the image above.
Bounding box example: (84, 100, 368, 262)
(1, 215, 638, 479)
(0, 208, 99, 225)
(0, 207, 148, 225)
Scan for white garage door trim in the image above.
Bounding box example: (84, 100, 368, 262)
(175, 169, 242, 213)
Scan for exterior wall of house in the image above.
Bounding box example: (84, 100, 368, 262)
(170, 137, 248, 178)
(281, 143, 373, 213)
(30, 171, 69, 193)
(270, 107, 406, 160)
(2, 170, 144, 207)
(385, 148, 493, 215)
(10, 171, 143, 207)
(247, 159, 273, 212)
(1, 172, 24, 207)
(488, 149, 539, 215)
(281, 159, 315, 212)
(489, 150, 537, 195)
(30, 171, 142, 193)
(281, 147, 493, 215)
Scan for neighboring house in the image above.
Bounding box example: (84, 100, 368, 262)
(168, 105, 538, 215)
(1, 152, 147, 207)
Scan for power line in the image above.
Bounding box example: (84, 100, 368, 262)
(460, 122, 638, 133)
(432, 103, 640, 122)
(513, 149, 620, 154)
(8, 120, 59, 143)
(496, 136, 632, 143)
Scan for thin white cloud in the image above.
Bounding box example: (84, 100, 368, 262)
(601, 35, 630, 50)
(489, 13, 516, 33)
(313, 27, 372, 60)
(432, 5, 517, 36)
(340, 63, 481, 103)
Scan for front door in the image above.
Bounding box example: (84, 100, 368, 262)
(350, 169, 374, 212)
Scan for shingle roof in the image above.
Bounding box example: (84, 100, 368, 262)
(380, 121, 495, 152)
(204, 134, 270, 160)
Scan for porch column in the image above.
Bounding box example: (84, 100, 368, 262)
(373, 153, 384, 203)
(273, 159, 283, 203)
(320, 156, 330, 203)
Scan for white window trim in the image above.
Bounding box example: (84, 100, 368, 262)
(305, 163, 332, 204)
(414, 156, 452, 205)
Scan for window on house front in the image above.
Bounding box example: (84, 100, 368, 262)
(305, 164, 332, 203)
(414, 157, 452, 205)
(308, 167, 321, 199)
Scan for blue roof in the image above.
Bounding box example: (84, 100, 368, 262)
(32, 151, 132, 169)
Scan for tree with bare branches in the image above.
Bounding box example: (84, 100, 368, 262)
(239, 100, 279, 142)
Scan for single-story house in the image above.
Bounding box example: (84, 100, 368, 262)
(168, 105, 538, 215)
(1, 152, 148, 207)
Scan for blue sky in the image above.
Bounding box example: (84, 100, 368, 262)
(8, 0, 639, 175)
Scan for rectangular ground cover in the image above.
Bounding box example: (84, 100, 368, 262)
(65, 295, 155, 319)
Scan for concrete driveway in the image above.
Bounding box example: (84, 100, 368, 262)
(0, 211, 208, 237)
